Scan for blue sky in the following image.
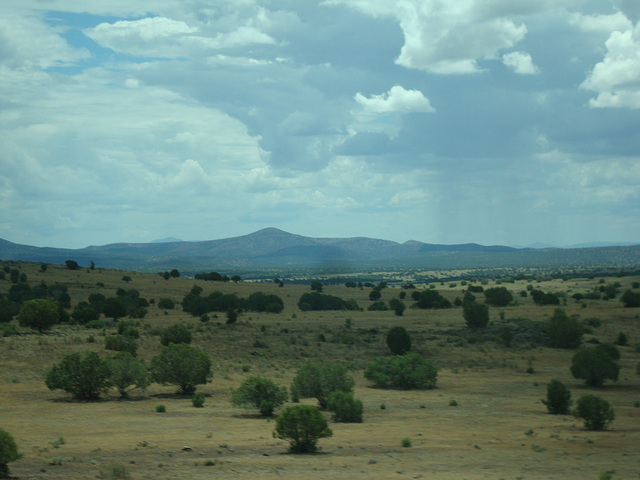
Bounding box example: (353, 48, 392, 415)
(1, 0, 639, 248)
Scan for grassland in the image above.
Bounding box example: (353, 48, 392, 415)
(1, 261, 639, 479)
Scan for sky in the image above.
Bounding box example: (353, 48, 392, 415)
(1, 0, 639, 249)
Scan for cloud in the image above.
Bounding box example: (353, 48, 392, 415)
(612, 0, 640, 24)
(502, 51, 539, 74)
(581, 25, 640, 108)
(355, 85, 435, 113)
(569, 12, 631, 33)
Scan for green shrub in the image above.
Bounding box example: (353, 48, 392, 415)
(365, 353, 438, 390)
(570, 344, 620, 387)
(109, 352, 150, 398)
(117, 320, 139, 338)
(386, 326, 411, 355)
(151, 343, 212, 395)
(105, 335, 138, 356)
(17, 298, 60, 332)
(46, 351, 112, 400)
(71, 302, 100, 324)
(367, 301, 388, 311)
(291, 361, 354, 409)
(401, 437, 412, 448)
(574, 394, 614, 430)
(542, 379, 572, 415)
(0, 429, 21, 478)
(546, 308, 583, 348)
(274, 405, 332, 453)
(85, 319, 106, 329)
(388, 298, 406, 316)
(620, 289, 640, 307)
(463, 301, 489, 329)
(411, 289, 451, 309)
(192, 392, 206, 408)
(157, 298, 175, 310)
(614, 332, 628, 346)
(160, 323, 192, 346)
(156, 404, 166, 413)
(327, 391, 363, 423)
(297, 292, 360, 311)
(483, 286, 513, 307)
(231, 376, 288, 416)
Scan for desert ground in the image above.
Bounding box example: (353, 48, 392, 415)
(1, 261, 639, 479)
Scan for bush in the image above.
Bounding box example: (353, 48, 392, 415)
(463, 301, 489, 329)
(386, 326, 411, 355)
(46, 351, 112, 400)
(615, 331, 628, 346)
(160, 323, 192, 346)
(0, 429, 21, 478)
(546, 308, 583, 349)
(367, 301, 388, 311)
(291, 361, 354, 409)
(231, 376, 288, 416)
(411, 289, 451, 309)
(17, 298, 60, 332)
(192, 392, 206, 408)
(71, 302, 100, 324)
(157, 298, 175, 310)
(297, 292, 360, 311)
(388, 298, 406, 316)
(156, 404, 166, 413)
(484, 287, 513, 307)
(365, 353, 438, 390)
(151, 343, 212, 395)
(105, 335, 138, 356)
(274, 405, 332, 453)
(109, 352, 150, 398)
(542, 379, 572, 415)
(570, 344, 620, 387)
(327, 391, 363, 423)
(574, 394, 614, 430)
(621, 289, 640, 307)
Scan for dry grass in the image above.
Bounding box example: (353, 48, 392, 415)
(1, 261, 639, 479)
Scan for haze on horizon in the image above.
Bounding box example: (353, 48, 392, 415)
(1, 1, 639, 250)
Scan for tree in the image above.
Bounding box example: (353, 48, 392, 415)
(547, 308, 583, 348)
(231, 376, 288, 416)
(570, 344, 620, 387)
(388, 298, 406, 316)
(160, 323, 192, 346)
(327, 391, 363, 423)
(231, 275, 241, 283)
(157, 298, 175, 310)
(109, 352, 150, 398)
(386, 326, 411, 355)
(310, 281, 323, 292)
(365, 353, 438, 390)
(71, 302, 99, 324)
(0, 429, 21, 479)
(17, 298, 60, 332)
(45, 351, 112, 400)
(483, 287, 513, 307)
(574, 394, 614, 431)
(463, 300, 489, 329)
(274, 405, 332, 453)
(542, 379, 572, 415)
(105, 335, 138, 356)
(151, 343, 212, 395)
(65, 260, 79, 270)
(170, 269, 180, 278)
(102, 298, 127, 321)
(369, 289, 381, 301)
(291, 361, 354, 409)
(621, 289, 640, 307)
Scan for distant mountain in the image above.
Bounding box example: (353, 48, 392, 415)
(151, 237, 183, 243)
(1, 227, 639, 274)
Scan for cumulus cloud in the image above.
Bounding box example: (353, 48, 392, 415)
(502, 51, 539, 74)
(569, 11, 632, 33)
(355, 85, 435, 113)
(581, 25, 640, 108)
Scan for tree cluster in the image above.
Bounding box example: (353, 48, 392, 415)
(182, 290, 284, 316)
(411, 289, 451, 309)
(297, 292, 360, 312)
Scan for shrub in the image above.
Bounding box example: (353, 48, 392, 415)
(105, 335, 138, 356)
(17, 298, 60, 332)
(542, 379, 572, 415)
(109, 352, 150, 398)
(156, 404, 166, 413)
(388, 298, 406, 316)
(615, 332, 628, 346)
(574, 394, 615, 430)
(231, 376, 288, 416)
(546, 308, 583, 349)
(0, 429, 21, 478)
(46, 351, 112, 400)
(570, 344, 620, 387)
(160, 323, 192, 346)
(151, 343, 212, 395)
(401, 437, 412, 448)
(327, 391, 363, 423)
(117, 320, 139, 338)
(463, 301, 489, 329)
(484, 287, 513, 307)
(411, 289, 451, 309)
(71, 302, 100, 324)
(274, 405, 332, 453)
(367, 301, 388, 311)
(291, 361, 354, 409)
(192, 392, 206, 408)
(297, 292, 360, 311)
(158, 298, 175, 310)
(386, 326, 411, 355)
(365, 353, 438, 390)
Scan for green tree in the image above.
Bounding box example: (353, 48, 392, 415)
(327, 391, 363, 423)
(102, 298, 127, 321)
(570, 344, 620, 387)
(365, 353, 438, 390)
(369, 289, 381, 301)
(231, 376, 288, 416)
(542, 379, 572, 414)
(547, 308, 583, 348)
(0, 429, 21, 479)
(621, 289, 640, 307)
(231, 275, 241, 283)
(151, 343, 212, 395)
(17, 298, 60, 332)
(388, 298, 406, 316)
(291, 361, 354, 409)
(71, 302, 99, 324)
(105, 335, 138, 356)
(108, 352, 150, 398)
(483, 286, 513, 307)
(65, 260, 79, 270)
(574, 394, 615, 430)
(160, 323, 192, 346)
(170, 269, 180, 278)
(386, 326, 411, 355)
(310, 281, 323, 292)
(274, 405, 333, 453)
(463, 300, 489, 328)
(45, 351, 112, 400)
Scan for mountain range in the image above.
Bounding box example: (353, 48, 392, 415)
(1, 228, 639, 275)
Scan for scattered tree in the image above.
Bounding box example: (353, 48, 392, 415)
(151, 343, 212, 395)
(231, 376, 288, 416)
(570, 344, 620, 387)
(542, 379, 572, 415)
(388, 298, 406, 316)
(45, 351, 112, 400)
(274, 405, 333, 453)
(231, 275, 241, 283)
(327, 391, 363, 423)
(369, 289, 381, 301)
(365, 353, 438, 390)
(157, 298, 175, 310)
(574, 394, 615, 431)
(386, 326, 411, 355)
(170, 269, 180, 278)
(310, 281, 323, 292)
(0, 429, 21, 479)
(621, 289, 640, 308)
(411, 289, 451, 309)
(297, 292, 359, 312)
(105, 334, 138, 356)
(463, 300, 489, 329)
(17, 298, 60, 332)
(160, 323, 192, 346)
(65, 260, 79, 270)
(108, 352, 150, 398)
(547, 308, 583, 349)
(484, 286, 513, 307)
(291, 361, 354, 409)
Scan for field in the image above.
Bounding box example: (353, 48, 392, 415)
(1, 261, 639, 480)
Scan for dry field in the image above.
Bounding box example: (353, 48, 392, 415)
(1, 262, 639, 480)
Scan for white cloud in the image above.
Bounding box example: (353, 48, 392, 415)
(581, 25, 640, 108)
(355, 85, 435, 113)
(502, 51, 540, 74)
(612, 0, 640, 24)
(569, 12, 632, 33)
